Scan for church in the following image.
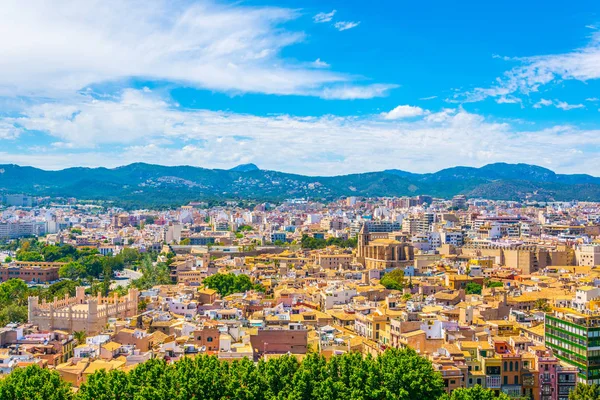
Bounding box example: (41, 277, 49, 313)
(356, 223, 414, 270)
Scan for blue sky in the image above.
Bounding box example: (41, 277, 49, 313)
(0, 0, 599, 175)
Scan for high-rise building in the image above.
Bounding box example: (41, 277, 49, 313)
(545, 310, 600, 384)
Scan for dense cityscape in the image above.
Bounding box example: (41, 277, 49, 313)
(2, 0, 600, 398)
(0, 192, 599, 399)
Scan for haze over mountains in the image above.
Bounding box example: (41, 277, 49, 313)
(1, 162, 599, 206)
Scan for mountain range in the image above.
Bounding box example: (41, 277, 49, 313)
(1, 162, 600, 207)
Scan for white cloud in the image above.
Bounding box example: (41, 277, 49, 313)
(319, 84, 398, 100)
(533, 99, 584, 110)
(0, 1, 390, 99)
(586, 97, 599, 102)
(382, 105, 427, 120)
(419, 96, 438, 100)
(496, 96, 522, 105)
(334, 21, 360, 31)
(555, 101, 584, 110)
(313, 10, 336, 23)
(533, 98, 553, 108)
(424, 108, 457, 123)
(460, 31, 600, 103)
(312, 58, 330, 68)
(4, 90, 600, 175)
(0, 121, 22, 139)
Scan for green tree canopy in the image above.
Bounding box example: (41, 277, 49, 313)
(131, 256, 172, 290)
(0, 365, 73, 400)
(439, 386, 511, 400)
(120, 247, 141, 266)
(380, 269, 405, 291)
(203, 273, 264, 296)
(74, 349, 444, 400)
(300, 234, 357, 250)
(465, 282, 482, 295)
(569, 382, 600, 400)
(58, 262, 86, 280)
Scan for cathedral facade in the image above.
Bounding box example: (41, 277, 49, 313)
(357, 224, 414, 270)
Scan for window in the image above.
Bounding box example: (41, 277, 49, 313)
(503, 376, 508, 385)
(509, 361, 513, 372)
(504, 362, 508, 371)
(514, 376, 518, 385)
(207, 337, 213, 342)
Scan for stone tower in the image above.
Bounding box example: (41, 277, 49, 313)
(357, 223, 369, 263)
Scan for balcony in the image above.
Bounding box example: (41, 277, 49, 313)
(502, 385, 523, 398)
(486, 375, 501, 389)
(541, 385, 552, 396)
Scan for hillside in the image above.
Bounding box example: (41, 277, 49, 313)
(1, 162, 599, 206)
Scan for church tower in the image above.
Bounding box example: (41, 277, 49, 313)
(357, 223, 369, 262)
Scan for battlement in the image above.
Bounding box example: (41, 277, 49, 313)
(28, 286, 139, 334)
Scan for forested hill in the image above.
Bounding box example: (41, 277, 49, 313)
(1, 162, 600, 206)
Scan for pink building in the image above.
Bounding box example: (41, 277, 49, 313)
(537, 353, 577, 400)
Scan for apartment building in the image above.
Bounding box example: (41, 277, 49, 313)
(545, 310, 600, 384)
(575, 244, 600, 267)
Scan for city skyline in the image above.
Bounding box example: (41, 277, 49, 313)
(1, 0, 599, 175)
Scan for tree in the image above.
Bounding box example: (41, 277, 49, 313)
(0, 303, 28, 326)
(82, 256, 103, 278)
(100, 263, 112, 296)
(59, 262, 86, 280)
(16, 251, 43, 262)
(440, 385, 512, 400)
(0, 279, 29, 307)
(465, 282, 483, 295)
(77, 369, 131, 400)
(380, 269, 405, 291)
(0, 365, 73, 400)
(569, 383, 600, 400)
(138, 298, 149, 312)
(120, 247, 141, 266)
(485, 281, 504, 288)
(203, 273, 262, 296)
(300, 234, 357, 250)
(41, 245, 63, 262)
(534, 298, 552, 313)
(73, 331, 87, 345)
(0, 349, 454, 400)
(378, 348, 445, 400)
(132, 256, 171, 290)
(103, 254, 125, 272)
(42, 280, 79, 302)
(180, 238, 191, 245)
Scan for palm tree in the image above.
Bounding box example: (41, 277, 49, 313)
(73, 330, 87, 344)
(534, 298, 552, 313)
